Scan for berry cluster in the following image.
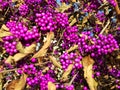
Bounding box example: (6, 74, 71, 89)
(35, 12, 57, 32)
(3, 36, 17, 55)
(56, 13, 69, 28)
(62, 26, 79, 49)
(78, 32, 119, 57)
(19, 4, 29, 16)
(6, 21, 40, 46)
(60, 52, 82, 70)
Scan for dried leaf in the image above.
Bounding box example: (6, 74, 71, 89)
(0, 38, 3, 42)
(5, 56, 13, 64)
(61, 64, 74, 81)
(82, 55, 97, 90)
(70, 18, 77, 26)
(32, 32, 54, 58)
(16, 42, 24, 53)
(57, 3, 71, 13)
(48, 82, 56, 90)
(13, 53, 28, 62)
(49, 56, 62, 68)
(24, 43, 36, 54)
(0, 30, 12, 38)
(1, 24, 9, 31)
(0, 74, 3, 90)
(14, 73, 27, 90)
(95, 20, 102, 25)
(66, 45, 78, 53)
(6, 79, 19, 90)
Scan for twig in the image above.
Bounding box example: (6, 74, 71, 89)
(68, 71, 79, 85)
(100, 19, 110, 34)
(0, 61, 50, 74)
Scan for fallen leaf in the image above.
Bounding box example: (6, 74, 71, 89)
(66, 45, 78, 53)
(6, 79, 19, 90)
(16, 42, 24, 53)
(32, 32, 54, 58)
(1, 24, 9, 31)
(82, 55, 98, 90)
(0, 74, 3, 90)
(48, 82, 56, 90)
(5, 56, 13, 64)
(70, 18, 77, 26)
(0, 30, 12, 38)
(14, 73, 27, 90)
(61, 64, 74, 81)
(56, 3, 71, 13)
(24, 43, 36, 54)
(13, 53, 28, 62)
(49, 56, 62, 68)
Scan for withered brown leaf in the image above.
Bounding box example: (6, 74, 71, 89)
(1, 24, 9, 31)
(5, 56, 13, 64)
(61, 64, 74, 81)
(13, 53, 28, 62)
(49, 56, 62, 68)
(16, 41, 24, 53)
(32, 32, 54, 58)
(0, 30, 12, 38)
(56, 3, 71, 13)
(14, 73, 27, 90)
(6, 79, 19, 90)
(48, 82, 56, 90)
(82, 55, 98, 90)
(66, 45, 78, 53)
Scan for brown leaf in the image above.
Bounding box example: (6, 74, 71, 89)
(0, 74, 3, 90)
(49, 56, 62, 68)
(70, 18, 77, 26)
(0, 30, 12, 38)
(6, 79, 19, 90)
(1, 24, 9, 31)
(48, 82, 56, 90)
(16, 42, 24, 53)
(66, 45, 78, 53)
(82, 55, 97, 90)
(56, 3, 71, 13)
(13, 53, 28, 62)
(14, 73, 27, 90)
(24, 43, 36, 54)
(5, 56, 13, 64)
(32, 32, 54, 58)
(61, 64, 74, 81)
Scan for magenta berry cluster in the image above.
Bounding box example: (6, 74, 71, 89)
(60, 52, 82, 70)
(19, 4, 29, 16)
(62, 26, 79, 49)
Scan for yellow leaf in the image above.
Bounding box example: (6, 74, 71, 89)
(0, 30, 12, 38)
(70, 18, 77, 26)
(49, 56, 62, 68)
(5, 56, 13, 64)
(6, 79, 19, 90)
(0, 74, 3, 90)
(32, 32, 54, 58)
(66, 45, 78, 53)
(82, 55, 98, 90)
(48, 82, 56, 90)
(57, 3, 71, 13)
(14, 73, 27, 90)
(16, 42, 24, 53)
(1, 24, 9, 31)
(24, 43, 36, 54)
(61, 64, 73, 81)
(13, 53, 28, 62)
